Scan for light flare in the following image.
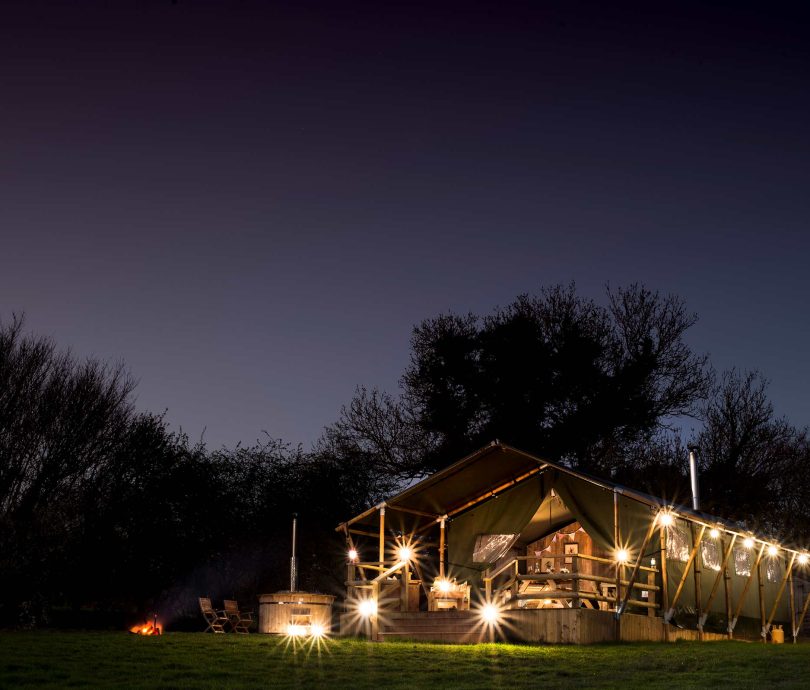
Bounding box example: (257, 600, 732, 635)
(480, 603, 500, 624)
(358, 599, 377, 618)
(436, 578, 452, 593)
(657, 511, 674, 527)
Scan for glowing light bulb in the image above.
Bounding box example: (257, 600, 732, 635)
(481, 603, 499, 623)
(616, 549, 630, 564)
(437, 579, 451, 593)
(709, 528, 720, 539)
(310, 623, 325, 638)
(358, 599, 377, 618)
(348, 549, 358, 561)
(398, 546, 413, 562)
(743, 537, 755, 549)
(798, 554, 809, 566)
(658, 512, 674, 527)
(768, 545, 779, 557)
(286, 624, 307, 637)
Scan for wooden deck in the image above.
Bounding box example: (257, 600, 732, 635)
(340, 608, 729, 644)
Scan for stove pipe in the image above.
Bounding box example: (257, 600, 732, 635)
(290, 513, 298, 592)
(688, 446, 700, 511)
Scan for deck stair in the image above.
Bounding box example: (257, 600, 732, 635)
(378, 611, 486, 644)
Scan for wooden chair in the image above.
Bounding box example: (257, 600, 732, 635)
(223, 599, 253, 634)
(199, 597, 228, 633)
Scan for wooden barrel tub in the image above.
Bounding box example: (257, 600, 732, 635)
(258, 592, 335, 635)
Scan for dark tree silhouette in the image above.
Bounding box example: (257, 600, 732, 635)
(402, 284, 711, 474)
(697, 370, 805, 533)
(314, 386, 435, 491)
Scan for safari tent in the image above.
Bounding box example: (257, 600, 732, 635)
(337, 442, 810, 643)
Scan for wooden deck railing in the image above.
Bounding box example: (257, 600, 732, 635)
(483, 554, 660, 612)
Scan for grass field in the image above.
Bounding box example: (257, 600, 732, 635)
(1, 632, 809, 689)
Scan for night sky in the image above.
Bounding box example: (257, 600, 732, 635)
(2, 1, 809, 448)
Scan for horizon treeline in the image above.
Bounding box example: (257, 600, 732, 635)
(1, 284, 808, 628)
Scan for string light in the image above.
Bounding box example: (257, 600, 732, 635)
(615, 549, 630, 564)
(397, 546, 413, 562)
(767, 545, 779, 557)
(709, 528, 720, 539)
(657, 511, 674, 527)
(798, 554, 809, 566)
(743, 537, 755, 549)
(348, 549, 358, 561)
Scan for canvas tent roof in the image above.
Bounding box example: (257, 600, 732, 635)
(339, 441, 725, 533)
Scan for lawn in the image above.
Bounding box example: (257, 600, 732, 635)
(2, 632, 809, 689)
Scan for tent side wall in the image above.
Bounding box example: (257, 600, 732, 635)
(447, 474, 550, 587)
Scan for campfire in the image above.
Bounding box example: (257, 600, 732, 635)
(130, 614, 162, 635)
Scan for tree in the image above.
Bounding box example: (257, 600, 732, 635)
(696, 370, 804, 534)
(402, 283, 711, 475)
(0, 314, 138, 624)
(314, 386, 435, 491)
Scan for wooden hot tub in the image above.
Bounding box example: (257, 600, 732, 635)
(258, 591, 335, 635)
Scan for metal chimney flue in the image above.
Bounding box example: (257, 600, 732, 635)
(688, 446, 700, 511)
(290, 513, 298, 592)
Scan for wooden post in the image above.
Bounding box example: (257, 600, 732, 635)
(647, 569, 656, 618)
(346, 534, 356, 585)
(789, 565, 797, 643)
(572, 554, 580, 609)
(371, 581, 380, 641)
(757, 555, 766, 642)
(692, 524, 704, 640)
(659, 524, 670, 642)
(616, 516, 657, 619)
(699, 534, 736, 635)
(378, 506, 386, 567)
(764, 552, 796, 638)
(401, 559, 411, 612)
(729, 544, 766, 634)
(794, 585, 810, 640)
(439, 517, 446, 579)
(665, 524, 706, 622)
(613, 490, 621, 640)
(723, 537, 734, 639)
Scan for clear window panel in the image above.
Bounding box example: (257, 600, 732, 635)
(666, 524, 690, 562)
(701, 540, 721, 571)
(734, 548, 752, 577)
(473, 534, 518, 563)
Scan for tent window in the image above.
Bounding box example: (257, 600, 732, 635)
(734, 548, 752, 577)
(473, 534, 517, 563)
(766, 558, 781, 583)
(666, 525, 690, 562)
(701, 540, 721, 572)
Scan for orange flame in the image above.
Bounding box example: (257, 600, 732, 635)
(129, 621, 163, 635)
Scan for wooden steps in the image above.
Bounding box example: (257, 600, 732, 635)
(378, 611, 489, 644)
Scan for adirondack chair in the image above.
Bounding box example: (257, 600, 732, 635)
(223, 599, 254, 634)
(199, 597, 228, 633)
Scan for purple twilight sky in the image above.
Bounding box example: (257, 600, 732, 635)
(1, 1, 809, 449)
